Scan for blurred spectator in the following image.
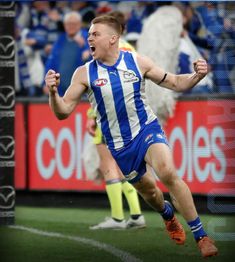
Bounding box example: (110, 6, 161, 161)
(14, 1, 234, 96)
(197, 3, 233, 93)
(188, 2, 234, 93)
(20, 27, 45, 96)
(70, 1, 96, 28)
(15, 2, 48, 96)
(54, 1, 71, 15)
(15, 1, 63, 96)
(174, 2, 213, 95)
(178, 34, 214, 95)
(125, 32, 140, 50)
(223, 4, 235, 89)
(126, 2, 157, 33)
(24, 1, 51, 62)
(15, 3, 32, 96)
(96, 1, 113, 15)
(15, 26, 36, 96)
(20, 1, 64, 62)
(15, 2, 31, 29)
(44, 2, 64, 58)
(43, 11, 90, 96)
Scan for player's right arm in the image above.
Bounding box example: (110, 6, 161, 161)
(45, 66, 88, 120)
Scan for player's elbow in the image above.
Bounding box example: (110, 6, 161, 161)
(165, 74, 180, 92)
(169, 81, 180, 92)
(56, 112, 69, 120)
(173, 75, 185, 92)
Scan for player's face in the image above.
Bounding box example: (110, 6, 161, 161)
(88, 23, 117, 60)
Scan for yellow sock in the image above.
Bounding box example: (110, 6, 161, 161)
(122, 181, 141, 215)
(106, 180, 124, 220)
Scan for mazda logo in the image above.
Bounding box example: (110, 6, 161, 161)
(0, 85, 15, 109)
(0, 36, 15, 59)
(0, 186, 15, 210)
(0, 135, 15, 159)
(0, 2, 14, 9)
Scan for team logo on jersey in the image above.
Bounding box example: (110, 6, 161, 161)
(93, 78, 108, 87)
(156, 134, 164, 139)
(123, 70, 139, 83)
(145, 133, 154, 144)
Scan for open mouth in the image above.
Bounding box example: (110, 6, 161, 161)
(90, 46, 96, 53)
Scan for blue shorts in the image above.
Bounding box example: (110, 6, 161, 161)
(110, 120, 168, 184)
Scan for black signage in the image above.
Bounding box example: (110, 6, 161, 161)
(0, 1, 15, 225)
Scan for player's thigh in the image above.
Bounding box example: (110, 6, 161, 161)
(144, 143, 176, 182)
(96, 143, 113, 162)
(96, 143, 123, 180)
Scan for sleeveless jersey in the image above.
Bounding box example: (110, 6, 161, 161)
(85, 51, 157, 150)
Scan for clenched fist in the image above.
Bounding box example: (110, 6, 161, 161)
(193, 59, 208, 80)
(45, 69, 60, 94)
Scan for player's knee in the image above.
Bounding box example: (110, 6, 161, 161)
(159, 166, 177, 187)
(142, 187, 158, 202)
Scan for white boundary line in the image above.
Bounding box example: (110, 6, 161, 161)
(9, 225, 142, 262)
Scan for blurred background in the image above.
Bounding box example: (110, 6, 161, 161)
(8, 0, 234, 205)
(0, 1, 235, 261)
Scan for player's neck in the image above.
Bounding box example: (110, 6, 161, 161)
(99, 49, 120, 66)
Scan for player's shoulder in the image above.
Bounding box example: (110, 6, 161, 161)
(83, 58, 98, 71)
(135, 53, 155, 76)
(72, 65, 88, 86)
(136, 53, 155, 66)
(136, 53, 152, 63)
(74, 64, 87, 76)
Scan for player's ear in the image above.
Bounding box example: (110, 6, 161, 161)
(110, 34, 119, 44)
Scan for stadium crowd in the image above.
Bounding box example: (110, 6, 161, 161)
(15, 1, 235, 97)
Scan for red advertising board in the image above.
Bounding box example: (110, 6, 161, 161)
(15, 103, 26, 189)
(26, 100, 235, 195)
(28, 103, 105, 191)
(163, 99, 235, 195)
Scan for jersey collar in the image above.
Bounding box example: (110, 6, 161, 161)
(97, 51, 123, 69)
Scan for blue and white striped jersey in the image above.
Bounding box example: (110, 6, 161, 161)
(85, 51, 157, 150)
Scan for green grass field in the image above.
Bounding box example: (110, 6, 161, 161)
(0, 206, 234, 262)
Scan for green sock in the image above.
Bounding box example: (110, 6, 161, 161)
(106, 180, 124, 220)
(122, 181, 141, 216)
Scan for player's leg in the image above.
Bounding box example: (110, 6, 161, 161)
(90, 143, 126, 229)
(121, 179, 146, 229)
(132, 170, 185, 245)
(145, 143, 197, 221)
(98, 143, 146, 229)
(99, 143, 124, 221)
(145, 143, 218, 257)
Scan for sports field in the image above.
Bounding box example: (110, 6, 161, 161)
(0, 206, 234, 262)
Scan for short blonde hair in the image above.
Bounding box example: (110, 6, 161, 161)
(91, 15, 122, 35)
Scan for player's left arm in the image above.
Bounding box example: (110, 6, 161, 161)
(137, 54, 208, 92)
